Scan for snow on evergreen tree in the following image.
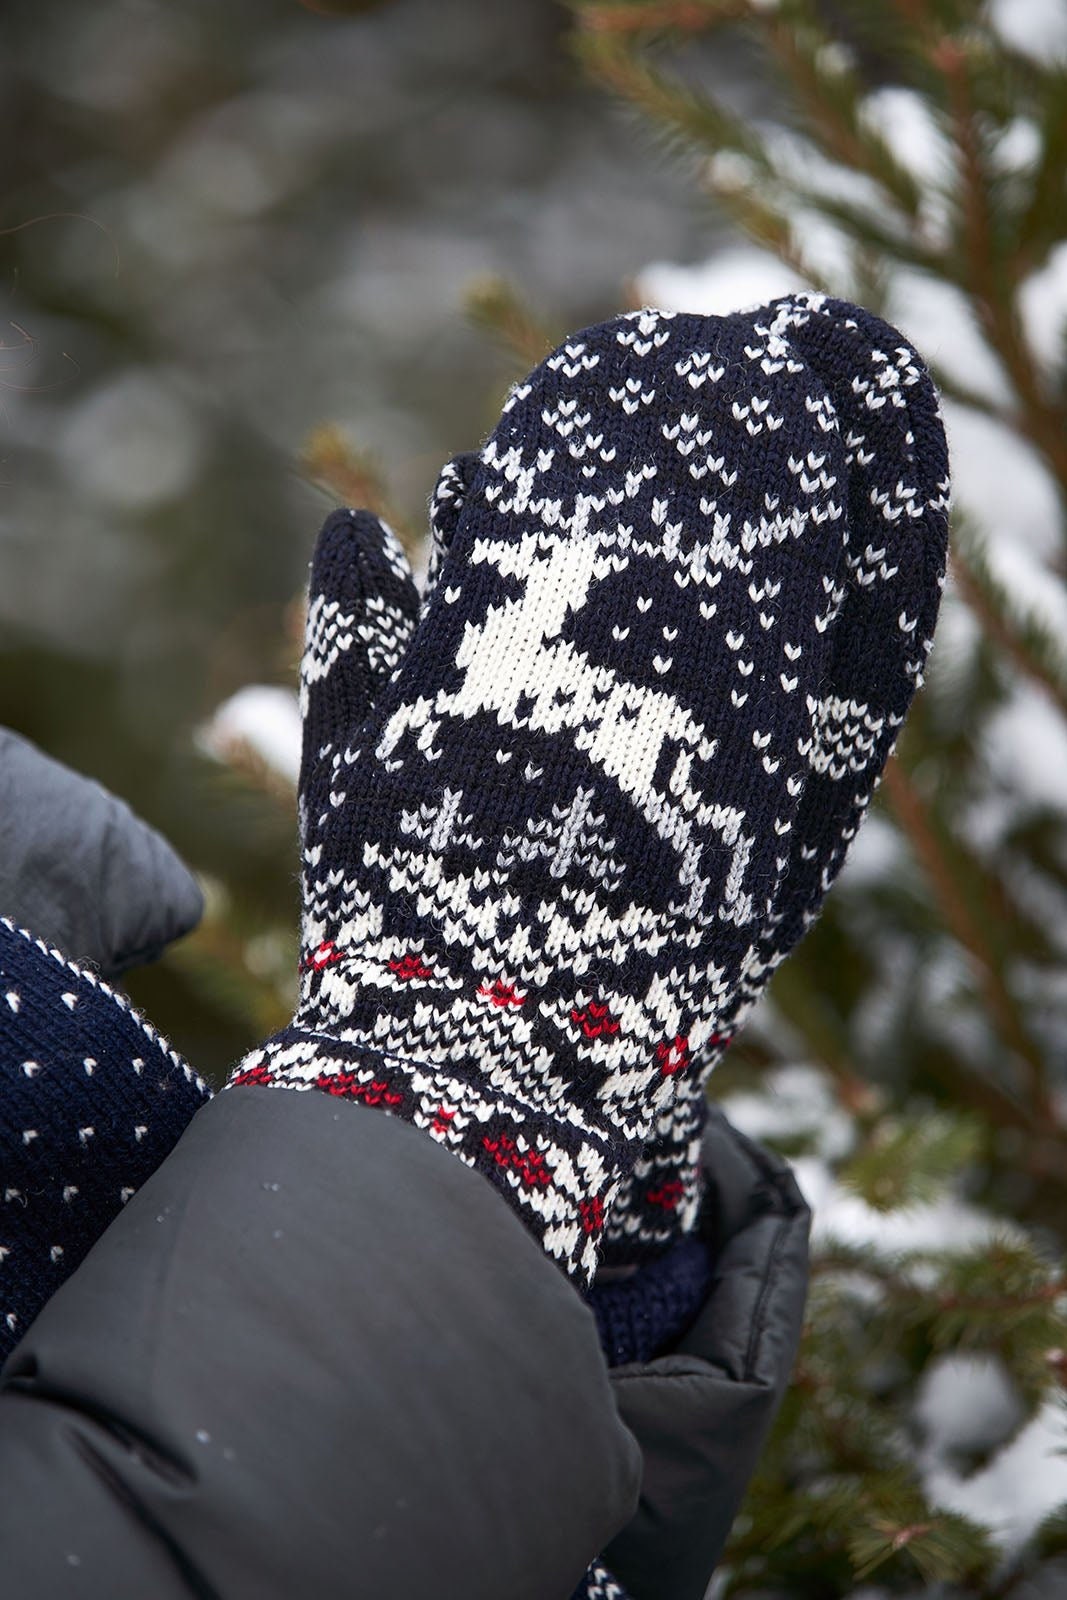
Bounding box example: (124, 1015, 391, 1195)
(564, 0, 1067, 1593)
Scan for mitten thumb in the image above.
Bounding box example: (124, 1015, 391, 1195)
(300, 509, 420, 837)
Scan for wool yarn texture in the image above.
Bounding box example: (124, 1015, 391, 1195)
(603, 294, 950, 1262)
(0, 917, 209, 1358)
(229, 294, 949, 1285)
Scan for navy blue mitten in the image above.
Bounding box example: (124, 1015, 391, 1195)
(604, 294, 949, 1263)
(227, 297, 948, 1287)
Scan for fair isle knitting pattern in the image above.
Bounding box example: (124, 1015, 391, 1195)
(0, 917, 209, 1357)
(573, 1560, 632, 1600)
(604, 302, 952, 1259)
(605, 1090, 708, 1263)
(603, 295, 950, 1262)
(297, 506, 422, 851)
(230, 295, 948, 1284)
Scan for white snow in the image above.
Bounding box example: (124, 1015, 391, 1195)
(988, 0, 1067, 63)
(1018, 240, 1067, 378)
(945, 398, 1061, 562)
(721, 1063, 856, 1163)
(638, 246, 804, 318)
(634, 39, 1067, 1573)
(860, 86, 953, 191)
(198, 685, 301, 783)
(993, 116, 1042, 178)
(766, 127, 888, 217)
(790, 209, 855, 289)
(834, 813, 908, 890)
(940, 402, 1067, 644)
(982, 682, 1067, 817)
(886, 271, 1010, 406)
(794, 1154, 1013, 1253)
(916, 1353, 1025, 1458)
(705, 148, 757, 197)
(974, 523, 1067, 643)
(925, 586, 983, 703)
(924, 1395, 1067, 1552)
(912, 939, 1005, 1067)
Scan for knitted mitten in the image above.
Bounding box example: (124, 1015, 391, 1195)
(0, 918, 209, 1358)
(227, 299, 920, 1284)
(602, 293, 950, 1263)
(573, 1561, 632, 1600)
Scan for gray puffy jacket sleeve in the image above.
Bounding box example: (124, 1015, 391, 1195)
(0, 1089, 642, 1600)
(0, 727, 203, 977)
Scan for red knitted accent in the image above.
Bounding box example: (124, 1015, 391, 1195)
(305, 941, 345, 970)
(646, 1179, 685, 1211)
(655, 1035, 689, 1077)
(482, 1134, 552, 1190)
(478, 979, 525, 1008)
(570, 1001, 620, 1040)
(389, 953, 434, 981)
(231, 1063, 274, 1087)
(315, 1071, 403, 1108)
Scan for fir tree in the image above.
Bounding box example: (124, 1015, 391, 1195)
(563, 1, 1067, 1593)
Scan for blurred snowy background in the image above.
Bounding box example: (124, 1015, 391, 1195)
(1, 0, 733, 1064)
(6, 0, 1067, 1594)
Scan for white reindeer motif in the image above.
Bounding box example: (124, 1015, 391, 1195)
(377, 505, 754, 922)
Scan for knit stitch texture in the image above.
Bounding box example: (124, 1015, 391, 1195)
(604, 294, 950, 1261)
(230, 295, 948, 1283)
(0, 917, 209, 1358)
(587, 1231, 712, 1367)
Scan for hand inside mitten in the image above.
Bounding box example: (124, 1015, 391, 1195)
(229, 298, 947, 1286)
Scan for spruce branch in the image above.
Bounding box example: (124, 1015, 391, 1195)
(883, 757, 1055, 1123)
(1033, 1503, 1067, 1560)
(911, 1040, 1040, 1138)
(202, 734, 298, 815)
(848, 1505, 994, 1584)
(574, 0, 748, 38)
(937, 36, 1067, 503)
(573, 29, 773, 175)
(560, 9, 1067, 1582)
(814, 1242, 1067, 1321)
(839, 1110, 982, 1212)
(784, 186, 943, 275)
(700, 171, 823, 286)
(766, 957, 873, 1111)
(166, 902, 296, 1044)
(928, 365, 1010, 424)
(741, 1373, 996, 1584)
(813, 1236, 1067, 1418)
(760, 14, 923, 218)
(299, 425, 419, 559)
(1013, 72, 1067, 278)
(463, 276, 557, 378)
(578, 0, 1067, 508)
(951, 537, 1067, 725)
